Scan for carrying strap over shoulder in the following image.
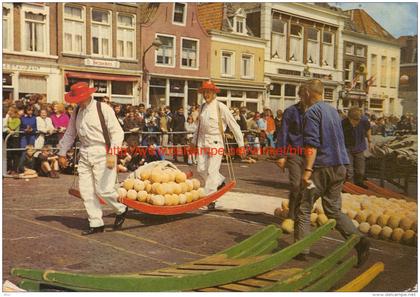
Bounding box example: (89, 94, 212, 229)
(96, 101, 111, 149)
(195, 102, 206, 147)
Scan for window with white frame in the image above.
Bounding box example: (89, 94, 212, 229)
(241, 54, 253, 78)
(3, 5, 13, 50)
(370, 54, 377, 85)
(289, 24, 303, 62)
(117, 14, 135, 59)
(24, 11, 47, 53)
(390, 57, 397, 87)
(91, 9, 111, 56)
(324, 88, 334, 101)
(322, 31, 334, 67)
(370, 98, 383, 109)
(63, 5, 84, 54)
(345, 43, 354, 55)
(156, 35, 174, 66)
(356, 45, 365, 57)
(236, 17, 244, 34)
(307, 27, 319, 65)
(221, 51, 234, 76)
(181, 38, 198, 68)
(380, 56, 387, 87)
(173, 3, 186, 25)
(271, 13, 286, 60)
(344, 61, 353, 85)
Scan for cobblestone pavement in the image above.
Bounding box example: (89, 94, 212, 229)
(2, 160, 417, 291)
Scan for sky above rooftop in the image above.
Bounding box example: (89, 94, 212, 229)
(330, 2, 418, 37)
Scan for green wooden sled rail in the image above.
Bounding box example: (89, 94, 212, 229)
(259, 234, 360, 292)
(12, 224, 281, 282)
(303, 256, 358, 292)
(13, 220, 336, 292)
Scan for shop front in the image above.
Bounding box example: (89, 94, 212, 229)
(64, 71, 140, 105)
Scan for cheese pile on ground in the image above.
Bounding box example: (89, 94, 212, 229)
(275, 193, 417, 246)
(117, 161, 205, 206)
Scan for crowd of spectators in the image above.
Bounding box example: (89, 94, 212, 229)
(3, 93, 417, 177)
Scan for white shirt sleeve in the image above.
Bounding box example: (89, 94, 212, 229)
(103, 103, 124, 150)
(58, 109, 77, 156)
(220, 103, 244, 147)
(36, 117, 47, 134)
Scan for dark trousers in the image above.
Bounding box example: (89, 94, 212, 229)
(286, 154, 305, 220)
(7, 136, 20, 172)
(295, 165, 360, 253)
(346, 150, 365, 185)
(173, 134, 187, 162)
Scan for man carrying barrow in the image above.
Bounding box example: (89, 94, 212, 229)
(191, 81, 245, 209)
(58, 82, 128, 235)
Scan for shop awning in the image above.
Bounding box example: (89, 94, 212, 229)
(65, 71, 139, 82)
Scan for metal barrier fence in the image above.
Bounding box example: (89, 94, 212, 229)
(3, 130, 263, 176)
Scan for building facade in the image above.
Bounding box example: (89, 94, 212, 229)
(341, 9, 402, 116)
(57, 3, 143, 105)
(141, 3, 210, 111)
(243, 3, 346, 112)
(3, 3, 61, 102)
(198, 4, 266, 112)
(398, 35, 417, 115)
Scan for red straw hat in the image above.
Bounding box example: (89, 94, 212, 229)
(64, 82, 97, 104)
(198, 81, 220, 94)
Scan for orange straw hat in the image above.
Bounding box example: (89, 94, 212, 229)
(64, 82, 97, 104)
(198, 81, 220, 94)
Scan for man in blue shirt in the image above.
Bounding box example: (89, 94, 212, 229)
(296, 79, 370, 267)
(276, 85, 307, 221)
(342, 107, 372, 188)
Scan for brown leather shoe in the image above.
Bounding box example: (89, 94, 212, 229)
(81, 226, 105, 236)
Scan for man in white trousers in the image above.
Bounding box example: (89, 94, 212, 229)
(58, 82, 128, 235)
(192, 81, 245, 209)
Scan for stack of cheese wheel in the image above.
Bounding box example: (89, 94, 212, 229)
(340, 193, 417, 246)
(275, 194, 417, 246)
(117, 161, 206, 207)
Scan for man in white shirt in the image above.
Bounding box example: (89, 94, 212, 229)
(35, 109, 55, 149)
(192, 81, 245, 207)
(58, 82, 127, 235)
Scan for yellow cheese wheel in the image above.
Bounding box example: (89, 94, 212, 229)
(274, 207, 289, 218)
(179, 182, 188, 194)
(377, 214, 390, 227)
(388, 215, 401, 229)
(358, 222, 370, 234)
(172, 194, 180, 205)
(347, 210, 357, 220)
(352, 219, 359, 229)
(155, 183, 167, 195)
(146, 193, 152, 204)
(402, 230, 415, 245)
(281, 219, 294, 234)
(185, 180, 194, 192)
(369, 224, 382, 239)
(317, 214, 328, 226)
(191, 179, 201, 190)
(407, 201, 417, 210)
(164, 194, 172, 206)
(126, 189, 137, 200)
(123, 179, 135, 191)
(191, 190, 200, 201)
(145, 183, 152, 193)
(281, 199, 289, 210)
(175, 172, 187, 183)
(151, 183, 160, 194)
(173, 183, 182, 195)
(310, 213, 318, 226)
(360, 200, 371, 210)
(399, 218, 414, 231)
(167, 171, 176, 183)
(151, 168, 163, 183)
(160, 173, 170, 183)
(411, 220, 417, 232)
(151, 195, 165, 206)
(380, 226, 393, 240)
(117, 188, 127, 199)
(179, 194, 187, 204)
(355, 211, 368, 224)
(137, 190, 148, 202)
(391, 228, 404, 242)
(367, 213, 379, 225)
(197, 188, 206, 198)
(185, 192, 193, 203)
(134, 180, 145, 192)
(140, 170, 151, 181)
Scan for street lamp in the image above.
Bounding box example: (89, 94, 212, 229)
(142, 37, 162, 102)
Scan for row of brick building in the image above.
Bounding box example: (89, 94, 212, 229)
(2, 3, 409, 116)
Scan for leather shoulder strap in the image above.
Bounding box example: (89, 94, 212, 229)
(195, 103, 206, 147)
(96, 101, 111, 149)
